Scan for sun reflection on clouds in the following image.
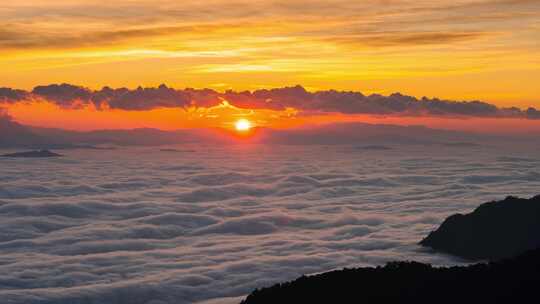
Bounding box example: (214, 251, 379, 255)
(1, 97, 305, 131)
(192, 99, 272, 130)
(1, 1, 539, 105)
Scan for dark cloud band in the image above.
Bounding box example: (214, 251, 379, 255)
(1, 83, 539, 119)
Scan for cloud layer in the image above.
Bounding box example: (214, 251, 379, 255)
(1, 144, 540, 303)
(2, 84, 539, 119)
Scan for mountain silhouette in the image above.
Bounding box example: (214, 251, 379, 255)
(420, 195, 540, 260)
(1, 116, 523, 148)
(1, 150, 63, 158)
(240, 248, 540, 304)
(0, 114, 48, 148)
(240, 195, 540, 303)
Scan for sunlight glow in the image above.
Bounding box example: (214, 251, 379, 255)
(235, 119, 252, 131)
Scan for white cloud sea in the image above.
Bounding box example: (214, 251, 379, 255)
(1, 143, 539, 304)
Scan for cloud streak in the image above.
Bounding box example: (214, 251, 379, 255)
(2, 84, 539, 120)
(1, 0, 536, 50)
(327, 31, 490, 47)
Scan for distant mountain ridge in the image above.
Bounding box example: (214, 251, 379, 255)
(0, 113, 50, 148)
(1, 150, 63, 158)
(0, 117, 536, 148)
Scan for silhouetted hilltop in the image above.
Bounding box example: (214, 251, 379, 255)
(240, 248, 540, 304)
(440, 141, 481, 147)
(355, 145, 392, 150)
(420, 195, 540, 260)
(1, 150, 63, 158)
(241, 195, 540, 303)
(0, 112, 49, 148)
(159, 148, 196, 153)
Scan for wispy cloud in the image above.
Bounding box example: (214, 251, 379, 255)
(323, 31, 491, 47)
(1, 1, 538, 51)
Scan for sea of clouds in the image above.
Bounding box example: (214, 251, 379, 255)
(1, 143, 539, 304)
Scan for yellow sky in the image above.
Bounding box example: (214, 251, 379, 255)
(1, 0, 539, 108)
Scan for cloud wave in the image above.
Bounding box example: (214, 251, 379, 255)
(1, 144, 540, 303)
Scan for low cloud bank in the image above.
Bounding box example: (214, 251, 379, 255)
(1, 144, 540, 303)
(1, 84, 539, 119)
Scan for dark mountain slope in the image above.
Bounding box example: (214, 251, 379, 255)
(420, 195, 540, 260)
(1, 150, 63, 158)
(241, 195, 540, 304)
(240, 248, 540, 304)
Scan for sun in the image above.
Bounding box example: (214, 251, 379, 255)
(235, 119, 252, 131)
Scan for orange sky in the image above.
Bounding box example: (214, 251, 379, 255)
(4, 100, 299, 131)
(1, 1, 539, 132)
(4, 99, 540, 135)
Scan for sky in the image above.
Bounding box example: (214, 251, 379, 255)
(1, 0, 539, 132)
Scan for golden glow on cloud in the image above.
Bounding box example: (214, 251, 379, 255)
(3, 99, 299, 131)
(1, 0, 539, 108)
(5, 99, 540, 135)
